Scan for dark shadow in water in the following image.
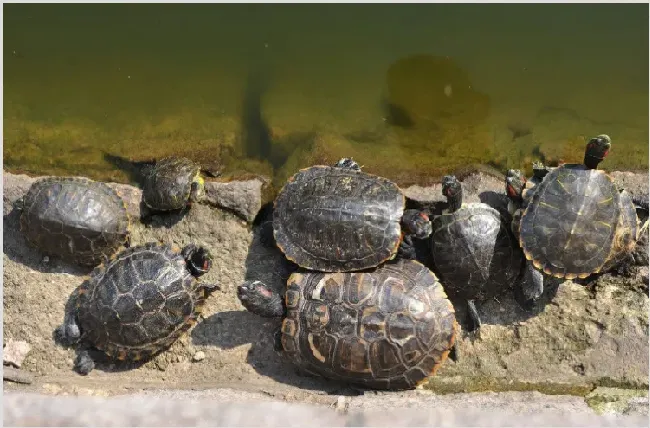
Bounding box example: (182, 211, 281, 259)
(507, 122, 532, 142)
(102, 152, 154, 187)
(382, 54, 490, 137)
(240, 68, 290, 169)
(191, 214, 362, 395)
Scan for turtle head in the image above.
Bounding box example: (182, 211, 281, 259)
(333, 158, 361, 171)
(182, 244, 212, 277)
(189, 173, 205, 203)
(584, 134, 611, 170)
(237, 280, 285, 318)
(402, 209, 432, 239)
(442, 175, 462, 212)
(505, 169, 526, 202)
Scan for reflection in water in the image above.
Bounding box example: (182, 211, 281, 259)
(241, 69, 274, 166)
(384, 54, 490, 133)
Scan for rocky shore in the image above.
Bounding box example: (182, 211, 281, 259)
(3, 168, 648, 423)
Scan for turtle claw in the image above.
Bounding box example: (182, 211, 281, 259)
(273, 327, 283, 353)
(397, 235, 417, 260)
(467, 300, 482, 335)
(74, 349, 95, 375)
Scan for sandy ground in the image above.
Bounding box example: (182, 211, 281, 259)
(3, 168, 649, 426)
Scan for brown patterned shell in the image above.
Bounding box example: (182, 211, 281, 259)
(519, 165, 636, 279)
(273, 165, 405, 272)
(142, 157, 202, 211)
(75, 243, 208, 361)
(20, 177, 130, 266)
(280, 259, 457, 390)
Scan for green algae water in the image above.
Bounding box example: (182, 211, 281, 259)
(3, 4, 648, 187)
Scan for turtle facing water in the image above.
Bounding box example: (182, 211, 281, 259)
(506, 135, 649, 285)
(431, 175, 542, 330)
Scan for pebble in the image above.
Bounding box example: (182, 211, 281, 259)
(192, 351, 205, 362)
(3, 339, 31, 368)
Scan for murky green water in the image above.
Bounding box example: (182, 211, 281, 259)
(3, 4, 648, 187)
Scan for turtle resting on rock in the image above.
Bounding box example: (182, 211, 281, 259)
(19, 177, 130, 267)
(431, 175, 542, 330)
(237, 258, 458, 390)
(505, 135, 649, 289)
(56, 242, 219, 375)
(260, 158, 432, 272)
(142, 157, 211, 212)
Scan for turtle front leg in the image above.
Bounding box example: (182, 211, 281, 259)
(54, 287, 82, 347)
(519, 260, 544, 304)
(398, 209, 432, 260)
(74, 347, 96, 376)
(273, 327, 284, 353)
(259, 220, 276, 248)
(237, 280, 286, 318)
(632, 195, 649, 213)
(397, 235, 417, 260)
(467, 300, 482, 334)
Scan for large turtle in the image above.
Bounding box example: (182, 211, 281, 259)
(56, 242, 219, 375)
(237, 258, 457, 390)
(263, 158, 432, 272)
(505, 135, 649, 282)
(431, 176, 542, 330)
(19, 177, 130, 267)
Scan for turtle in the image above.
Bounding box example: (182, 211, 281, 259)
(18, 177, 130, 267)
(262, 157, 432, 272)
(237, 258, 458, 390)
(55, 242, 219, 375)
(431, 175, 543, 330)
(504, 134, 649, 284)
(142, 157, 208, 212)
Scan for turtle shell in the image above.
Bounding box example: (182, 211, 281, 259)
(273, 165, 405, 272)
(142, 157, 202, 211)
(75, 243, 208, 361)
(519, 165, 622, 279)
(432, 203, 524, 301)
(280, 259, 457, 390)
(20, 177, 129, 266)
(602, 189, 638, 272)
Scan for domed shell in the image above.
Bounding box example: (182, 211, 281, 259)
(519, 165, 622, 279)
(280, 259, 457, 390)
(76, 243, 208, 361)
(20, 177, 129, 266)
(143, 157, 202, 211)
(273, 165, 405, 272)
(432, 203, 524, 301)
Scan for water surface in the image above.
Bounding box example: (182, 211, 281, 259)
(4, 4, 648, 186)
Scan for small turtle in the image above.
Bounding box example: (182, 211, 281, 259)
(263, 158, 432, 272)
(505, 135, 649, 283)
(56, 242, 219, 375)
(142, 157, 208, 212)
(431, 176, 542, 330)
(19, 177, 130, 267)
(237, 258, 457, 390)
